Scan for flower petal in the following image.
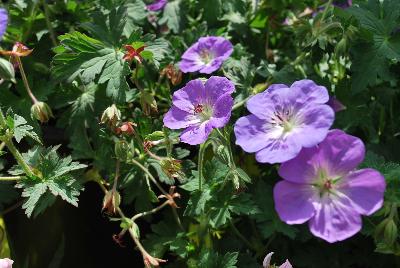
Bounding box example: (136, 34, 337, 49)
(163, 106, 199, 129)
(274, 181, 318, 224)
(309, 194, 362, 243)
(209, 93, 233, 128)
(205, 76, 235, 102)
(179, 122, 213, 145)
(279, 260, 293, 268)
(179, 59, 203, 73)
(338, 168, 386, 216)
(255, 134, 302, 164)
(262, 252, 274, 268)
(293, 104, 335, 148)
(245, 91, 284, 120)
(172, 79, 206, 113)
(199, 59, 223, 74)
(0, 9, 7, 40)
(234, 115, 276, 153)
(291, 79, 329, 104)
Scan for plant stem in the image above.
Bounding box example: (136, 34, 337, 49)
(131, 200, 170, 222)
(112, 160, 120, 192)
(3, 139, 34, 178)
(0, 110, 34, 178)
(41, 0, 58, 47)
(229, 219, 258, 251)
(0, 176, 23, 181)
(131, 158, 168, 196)
(15, 56, 38, 104)
(198, 142, 206, 191)
(0, 142, 5, 152)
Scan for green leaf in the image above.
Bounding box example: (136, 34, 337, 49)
(11, 114, 41, 144)
(52, 32, 131, 102)
(15, 146, 87, 218)
(348, 0, 400, 93)
(198, 251, 238, 268)
(159, 0, 184, 34)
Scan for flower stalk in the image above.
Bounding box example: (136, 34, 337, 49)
(15, 56, 38, 104)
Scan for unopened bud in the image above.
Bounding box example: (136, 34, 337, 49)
(384, 219, 398, 245)
(102, 190, 121, 215)
(31, 101, 53, 123)
(101, 104, 121, 127)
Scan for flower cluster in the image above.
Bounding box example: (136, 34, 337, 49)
(162, 34, 386, 244)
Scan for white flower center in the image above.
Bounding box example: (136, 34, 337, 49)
(199, 49, 214, 65)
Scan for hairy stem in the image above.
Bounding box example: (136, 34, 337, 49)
(0, 176, 23, 181)
(198, 142, 206, 191)
(131, 200, 170, 222)
(15, 56, 38, 104)
(0, 110, 34, 178)
(131, 158, 168, 196)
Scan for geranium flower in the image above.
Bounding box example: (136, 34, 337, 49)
(179, 36, 233, 74)
(0, 258, 13, 268)
(0, 8, 7, 40)
(234, 80, 334, 164)
(263, 252, 292, 268)
(146, 0, 168, 11)
(163, 76, 234, 145)
(274, 129, 386, 243)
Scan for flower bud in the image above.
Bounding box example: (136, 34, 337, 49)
(100, 104, 121, 127)
(384, 219, 398, 246)
(102, 190, 121, 215)
(116, 121, 137, 136)
(115, 140, 130, 161)
(31, 101, 53, 123)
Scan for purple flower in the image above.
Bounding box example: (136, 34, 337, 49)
(146, 0, 168, 11)
(179, 36, 233, 74)
(274, 129, 386, 243)
(0, 8, 8, 40)
(263, 252, 293, 268)
(163, 76, 234, 145)
(234, 80, 335, 164)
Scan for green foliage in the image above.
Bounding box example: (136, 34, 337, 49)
(13, 146, 86, 217)
(348, 0, 400, 93)
(5, 113, 41, 144)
